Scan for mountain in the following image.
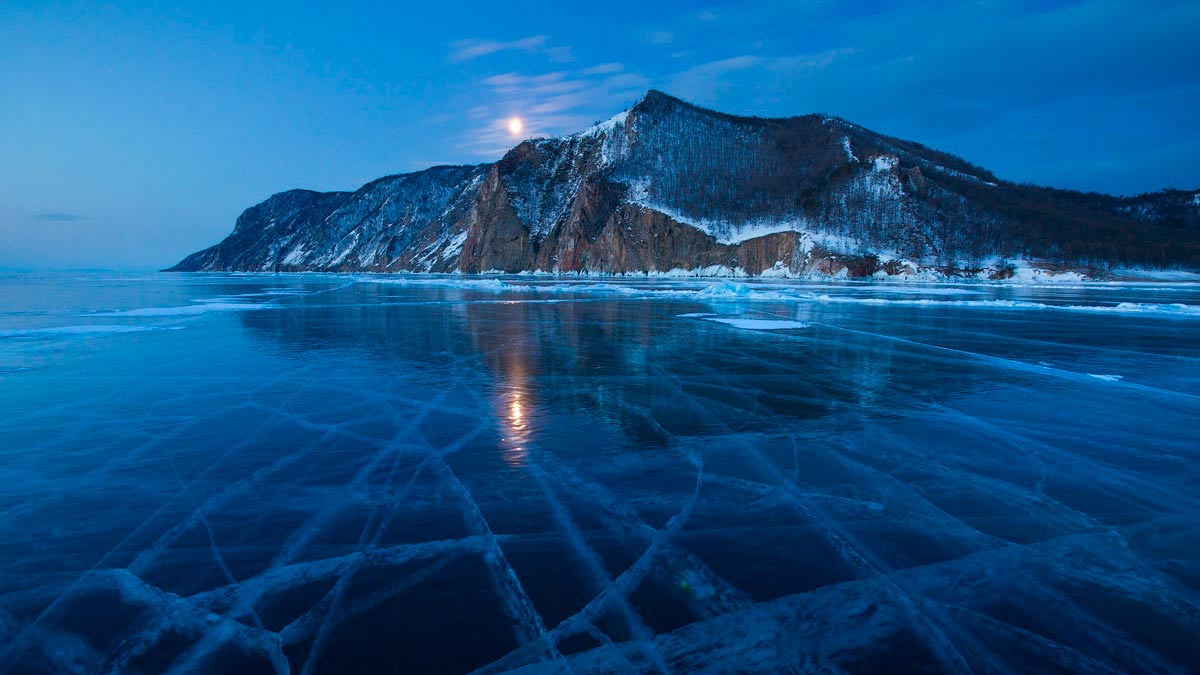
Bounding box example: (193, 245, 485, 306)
(169, 90, 1200, 278)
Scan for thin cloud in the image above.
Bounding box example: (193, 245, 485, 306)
(32, 212, 84, 222)
(481, 72, 587, 97)
(449, 36, 547, 62)
(461, 64, 649, 157)
(542, 46, 575, 63)
(580, 62, 623, 76)
(645, 30, 674, 45)
(668, 49, 852, 104)
(449, 35, 574, 63)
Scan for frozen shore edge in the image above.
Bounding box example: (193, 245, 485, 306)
(171, 264, 1200, 285)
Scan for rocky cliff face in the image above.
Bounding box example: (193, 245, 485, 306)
(170, 91, 1200, 276)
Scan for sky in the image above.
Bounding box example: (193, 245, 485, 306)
(1, 0, 1198, 270)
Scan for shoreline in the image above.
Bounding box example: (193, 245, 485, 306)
(154, 267, 1200, 285)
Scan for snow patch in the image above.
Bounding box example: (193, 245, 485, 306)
(1005, 265, 1087, 284)
(630, 199, 816, 246)
(694, 281, 756, 298)
(95, 302, 271, 317)
(282, 245, 307, 266)
(759, 262, 793, 278)
(363, 277, 642, 298)
(841, 137, 858, 162)
(803, 295, 1200, 318)
(355, 275, 1200, 318)
(327, 231, 361, 266)
(1104, 269, 1200, 282)
(0, 325, 164, 338)
(577, 110, 628, 139)
(867, 286, 982, 296)
(442, 230, 469, 260)
(703, 318, 812, 331)
(627, 179, 813, 245)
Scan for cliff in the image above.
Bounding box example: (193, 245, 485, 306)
(170, 91, 1200, 277)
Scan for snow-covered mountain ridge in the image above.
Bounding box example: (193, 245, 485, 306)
(170, 90, 1200, 277)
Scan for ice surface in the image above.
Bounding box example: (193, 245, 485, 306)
(0, 273, 1198, 674)
(0, 324, 161, 338)
(700, 318, 811, 331)
(96, 300, 271, 317)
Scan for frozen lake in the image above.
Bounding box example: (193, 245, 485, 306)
(1, 273, 1198, 674)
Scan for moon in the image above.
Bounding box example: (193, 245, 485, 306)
(507, 117, 524, 136)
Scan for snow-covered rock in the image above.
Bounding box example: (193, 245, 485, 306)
(170, 90, 1200, 277)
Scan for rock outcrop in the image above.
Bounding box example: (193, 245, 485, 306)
(170, 91, 1200, 276)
